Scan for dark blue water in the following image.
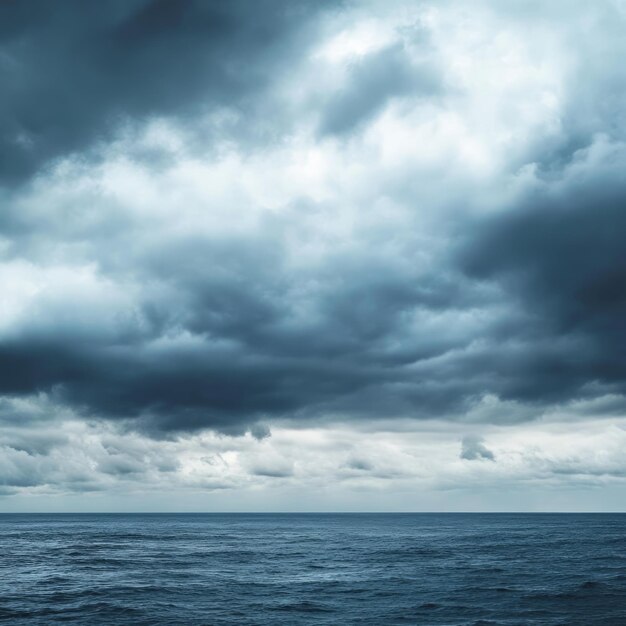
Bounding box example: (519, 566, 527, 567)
(1, 513, 626, 625)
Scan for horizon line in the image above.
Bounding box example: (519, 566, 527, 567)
(2, 511, 626, 515)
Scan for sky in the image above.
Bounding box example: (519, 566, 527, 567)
(1, 0, 626, 512)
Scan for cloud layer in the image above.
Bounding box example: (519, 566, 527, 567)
(1, 0, 626, 506)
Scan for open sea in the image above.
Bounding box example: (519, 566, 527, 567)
(1, 513, 626, 625)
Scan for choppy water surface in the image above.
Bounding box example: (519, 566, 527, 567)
(1, 513, 626, 625)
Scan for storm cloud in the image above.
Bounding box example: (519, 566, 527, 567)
(0, 0, 333, 183)
(1, 1, 626, 507)
(461, 436, 495, 462)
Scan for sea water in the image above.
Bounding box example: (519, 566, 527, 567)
(1, 513, 625, 625)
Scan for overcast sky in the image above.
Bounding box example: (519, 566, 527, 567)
(2, 0, 626, 511)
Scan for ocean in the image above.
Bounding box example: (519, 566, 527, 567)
(1, 513, 625, 625)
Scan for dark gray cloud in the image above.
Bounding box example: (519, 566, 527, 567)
(318, 42, 440, 136)
(459, 161, 626, 406)
(0, 289, 472, 436)
(0, 203, 483, 435)
(0, 0, 334, 184)
(461, 436, 495, 461)
(1, 0, 626, 445)
(249, 423, 271, 441)
(346, 458, 373, 471)
(249, 464, 293, 478)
